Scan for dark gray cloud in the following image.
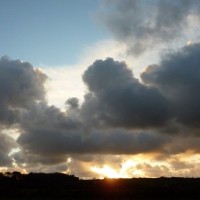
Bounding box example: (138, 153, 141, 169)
(99, 0, 200, 55)
(0, 56, 45, 170)
(16, 102, 170, 164)
(0, 56, 48, 168)
(0, 56, 47, 126)
(16, 103, 82, 164)
(141, 42, 200, 127)
(18, 128, 168, 158)
(82, 58, 169, 128)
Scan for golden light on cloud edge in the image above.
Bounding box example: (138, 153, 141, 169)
(90, 157, 146, 179)
(88, 153, 200, 179)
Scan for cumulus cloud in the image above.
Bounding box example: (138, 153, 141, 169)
(141, 42, 200, 127)
(0, 56, 48, 169)
(13, 58, 172, 164)
(99, 0, 200, 56)
(0, 56, 47, 126)
(81, 58, 169, 128)
(12, 46, 200, 171)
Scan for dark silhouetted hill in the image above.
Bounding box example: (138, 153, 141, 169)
(0, 172, 200, 199)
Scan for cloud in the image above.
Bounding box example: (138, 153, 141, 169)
(66, 97, 79, 109)
(18, 128, 169, 158)
(0, 133, 16, 166)
(11, 56, 183, 169)
(1, 0, 200, 177)
(15, 101, 169, 165)
(134, 153, 200, 178)
(0, 55, 48, 168)
(0, 56, 47, 126)
(43, 39, 129, 109)
(2, 44, 200, 177)
(13, 48, 200, 170)
(98, 0, 200, 56)
(82, 58, 169, 128)
(141, 42, 200, 127)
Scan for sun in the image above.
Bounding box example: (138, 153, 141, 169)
(91, 165, 121, 179)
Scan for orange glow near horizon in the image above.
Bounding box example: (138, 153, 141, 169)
(91, 165, 122, 178)
(90, 153, 200, 179)
(91, 158, 146, 178)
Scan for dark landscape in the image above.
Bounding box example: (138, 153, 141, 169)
(0, 172, 200, 199)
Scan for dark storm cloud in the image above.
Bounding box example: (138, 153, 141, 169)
(0, 56, 47, 126)
(82, 58, 169, 128)
(141, 42, 200, 127)
(99, 0, 200, 55)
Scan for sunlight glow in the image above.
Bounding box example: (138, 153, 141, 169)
(91, 157, 147, 179)
(187, 40, 193, 45)
(91, 165, 122, 179)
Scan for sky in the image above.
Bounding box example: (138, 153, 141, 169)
(0, 0, 106, 65)
(1, 0, 200, 179)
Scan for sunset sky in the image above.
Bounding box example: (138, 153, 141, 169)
(1, 0, 200, 179)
